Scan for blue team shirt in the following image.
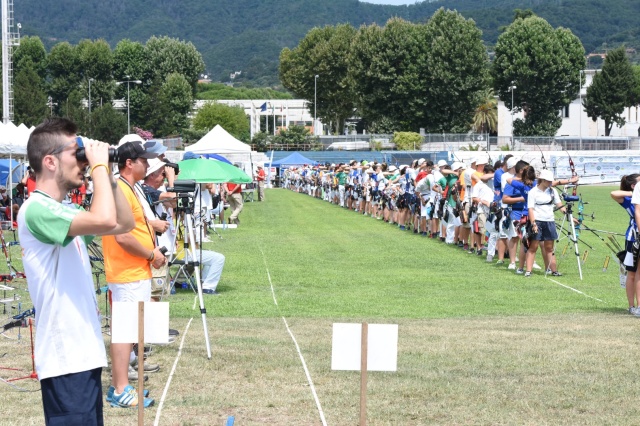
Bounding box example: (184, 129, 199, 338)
(621, 196, 636, 242)
(493, 168, 504, 202)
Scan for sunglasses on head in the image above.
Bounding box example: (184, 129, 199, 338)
(49, 136, 84, 156)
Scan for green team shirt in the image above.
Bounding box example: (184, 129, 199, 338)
(336, 172, 347, 185)
(438, 174, 459, 207)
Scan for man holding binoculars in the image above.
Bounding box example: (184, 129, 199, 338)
(18, 118, 135, 424)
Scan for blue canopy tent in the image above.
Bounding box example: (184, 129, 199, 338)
(270, 152, 318, 168)
(0, 159, 24, 186)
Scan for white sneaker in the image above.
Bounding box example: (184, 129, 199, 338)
(532, 262, 542, 270)
(508, 263, 516, 270)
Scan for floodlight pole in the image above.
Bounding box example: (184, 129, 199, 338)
(88, 77, 94, 114)
(508, 83, 516, 149)
(314, 74, 319, 136)
(116, 75, 142, 134)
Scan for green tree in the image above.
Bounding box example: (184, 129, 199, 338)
(47, 42, 81, 116)
(251, 131, 272, 152)
(350, 19, 426, 132)
(472, 89, 498, 134)
(156, 73, 193, 137)
(192, 102, 249, 141)
(272, 125, 317, 150)
(113, 39, 149, 128)
(423, 8, 489, 132)
(89, 104, 128, 144)
(13, 36, 47, 79)
(392, 131, 423, 150)
(492, 16, 585, 136)
(144, 36, 205, 94)
(13, 59, 48, 126)
(280, 24, 357, 135)
(583, 47, 637, 136)
(76, 39, 115, 108)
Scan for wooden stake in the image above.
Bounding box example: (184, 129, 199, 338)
(138, 301, 144, 426)
(360, 322, 368, 426)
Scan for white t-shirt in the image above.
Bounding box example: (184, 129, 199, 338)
(527, 185, 561, 222)
(631, 183, 640, 205)
(500, 172, 514, 208)
(18, 190, 107, 380)
(472, 181, 495, 215)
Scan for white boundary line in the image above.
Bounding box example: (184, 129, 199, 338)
(261, 249, 327, 426)
(545, 277, 606, 303)
(153, 317, 194, 426)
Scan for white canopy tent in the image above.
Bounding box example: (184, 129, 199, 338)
(0, 121, 32, 156)
(185, 125, 254, 176)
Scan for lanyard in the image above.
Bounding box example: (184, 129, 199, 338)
(119, 177, 156, 248)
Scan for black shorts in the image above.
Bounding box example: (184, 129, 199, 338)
(625, 240, 638, 272)
(40, 367, 104, 426)
(532, 220, 558, 241)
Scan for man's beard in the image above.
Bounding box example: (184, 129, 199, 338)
(56, 168, 82, 193)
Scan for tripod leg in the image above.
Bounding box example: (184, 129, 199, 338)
(567, 212, 583, 280)
(185, 213, 212, 359)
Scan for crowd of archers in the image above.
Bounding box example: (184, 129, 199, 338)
(282, 155, 612, 280)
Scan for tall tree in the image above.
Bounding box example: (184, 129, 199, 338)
(144, 36, 205, 95)
(583, 47, 637, 136)
(76, 39, 115, 108)
(280, 24, 357, 135)
(349, 18, 427, 132)
(147, 73, 193, 137)
(47, 42, 81, 117)
(13, 59, 48, 126)
(13, 36, 47, 79)
(113, 39, 150, 128)
(423, 8, 489, 132)
(492, 15, 585, 136)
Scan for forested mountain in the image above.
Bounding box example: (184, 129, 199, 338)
(14, 0, 640, 86)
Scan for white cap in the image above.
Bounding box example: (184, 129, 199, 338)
(451, 162, 464, 171)
(506, 157, 518, 169)
(417, 158, 426, 166)
(437, 159, 448, 167)
(388, 165, 398, 172)
(469, 156, 477, 164)
(476, 155, 489, 165)
(118, 133, 145, 146)
(146, 158, 165, 177)
(539, 169, 554, 182)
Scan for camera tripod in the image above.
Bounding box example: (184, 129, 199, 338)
(164, 191, 212, 359)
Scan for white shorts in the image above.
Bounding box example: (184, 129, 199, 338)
(109, 279, 152, 302)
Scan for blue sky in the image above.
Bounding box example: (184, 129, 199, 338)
(360, 0, 421, 4)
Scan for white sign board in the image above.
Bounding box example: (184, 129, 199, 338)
(111, 302, 170, 344)
(331, 323, 398, 372)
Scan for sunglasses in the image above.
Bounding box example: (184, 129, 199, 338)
(49, 136, 84, 156)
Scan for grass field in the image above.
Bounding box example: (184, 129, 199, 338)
(1, 185, 640, 425)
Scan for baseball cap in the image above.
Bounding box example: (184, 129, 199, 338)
(437, 159, 447, 167)
(388, 165, 398, 172)
(117, 141, 158, 162)
(182, 151, 201, 160)
(417, 158, 426, 166)
(142, 139, 167, 156)
(539, 169, 554, 182)
(469, 156, 477, 164)
(451, 162, 464, 171)
(476, 155, 489, 165)
(146, 158, 165, 177)
(506, 157, 518, 169)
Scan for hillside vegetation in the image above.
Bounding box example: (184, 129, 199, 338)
(15, 0, 640, 86)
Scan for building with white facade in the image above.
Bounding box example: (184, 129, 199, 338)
(497, 69, 640, 140)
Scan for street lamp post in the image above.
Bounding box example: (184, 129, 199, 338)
(314, 74, 319, 136)
(116, 75, 142, 134)
(508, 83, 516, 149)
(88, 78, 94, 115)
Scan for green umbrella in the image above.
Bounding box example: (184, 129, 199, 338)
(177, 158, 252, 183)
